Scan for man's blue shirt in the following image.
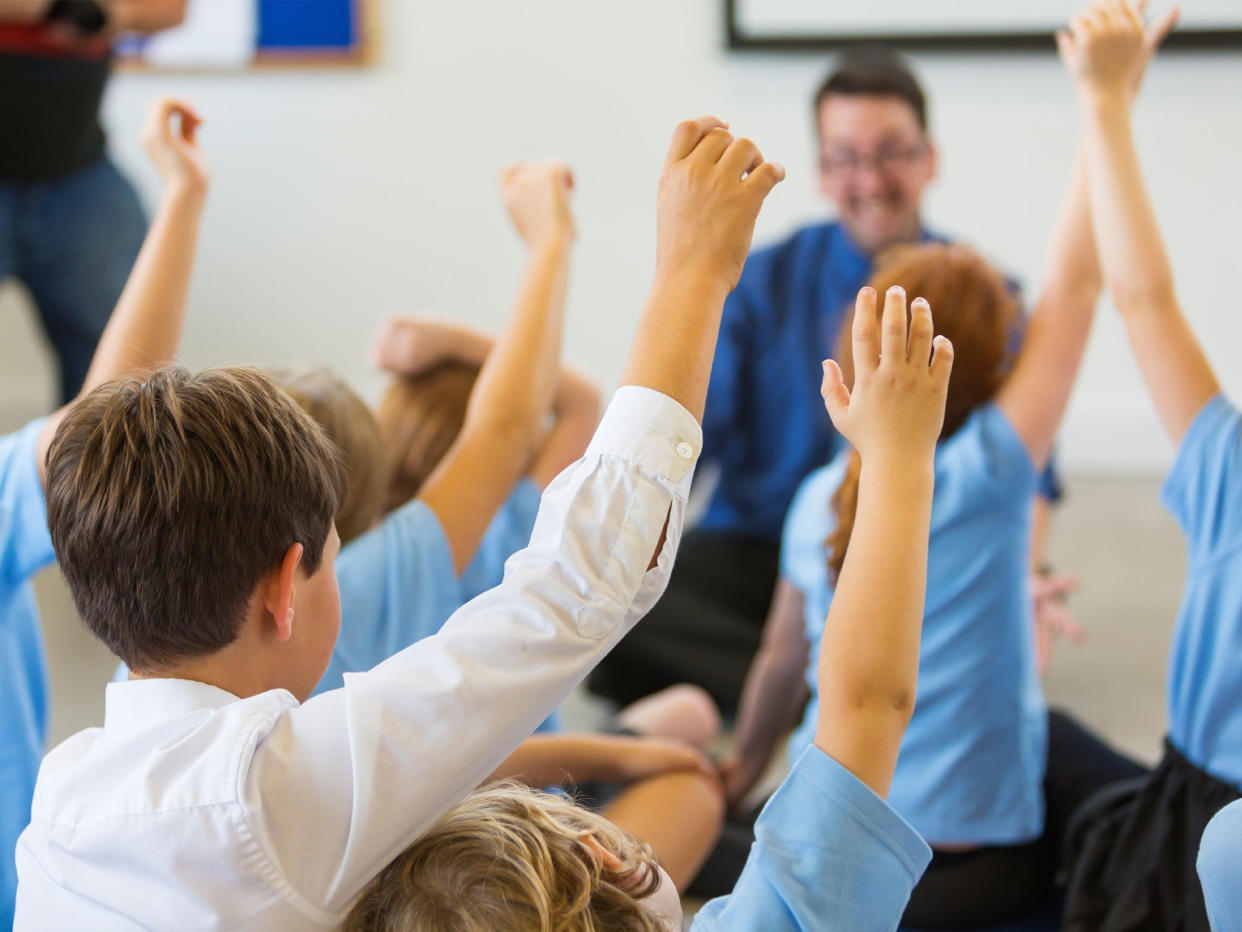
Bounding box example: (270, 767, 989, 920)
(699, 221, 940, 541)
(699, 220, 1056, 542)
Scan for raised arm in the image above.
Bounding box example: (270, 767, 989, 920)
(1066, 1, 1216, 444)
(417, 164, 574, 572)
(816, 287, 951, 797)
(371, 318, 601, 490)
(994, 148, 1099, 468)
(37, 97, 207, 478)
(104, 0, 187, 33)
(485, 733, 710, 789)
(722, 578, 811, 810)
(619, 117, 784, 420)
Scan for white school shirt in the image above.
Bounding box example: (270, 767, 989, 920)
(14, 386, 700, 932)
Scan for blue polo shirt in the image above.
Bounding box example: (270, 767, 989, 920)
(1162, 395, 1242, 788)
(0, 418, 55, 930)
(1199, 798, 1242, 931)
(781, 404, 1047, 845)
(691, 746, 931, 930)
(700, 220, 1056, 542)
(318, 480, 559, 730)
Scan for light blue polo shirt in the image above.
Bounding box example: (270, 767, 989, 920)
(0, 418, 55, 929)
(691, 745, 931, 930)
(1199, 798, 1242, 932)
(781, 403, 1046, 845)
(318, 480, 558, 730)
(1162, 394, 1242, 788)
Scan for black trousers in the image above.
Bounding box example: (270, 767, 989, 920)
(1062, 739, 1240, 932)
(586, 529, 781, 718)
(691, 710, 1149, 927)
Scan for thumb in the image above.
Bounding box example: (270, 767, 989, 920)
(821, 359, 850, 426)
(1055, 29, 1075, 67)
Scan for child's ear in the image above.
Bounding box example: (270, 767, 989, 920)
(579, 833, 625, 873)
(263, 543, 304, 641)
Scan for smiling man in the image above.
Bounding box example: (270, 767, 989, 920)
(589, 49, 963, 715)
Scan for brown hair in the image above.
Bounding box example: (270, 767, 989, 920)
(345, 782, 664, 932)
(826, 244, 1017, 582)
(814, 46, 928, 132)
(270, 367, 386, 546)
(375, 362, 479, 513)
(45, 366, 345, 672)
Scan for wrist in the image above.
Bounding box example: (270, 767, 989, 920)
(1079, 87, 1131, 119)
(650, 263, 732, 308)
(527, 228, 573, 257)
(162, 180, 207, 212)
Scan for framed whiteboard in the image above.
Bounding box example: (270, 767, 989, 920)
(726, 0, 1242, 50)
(118, 0, 370, 70)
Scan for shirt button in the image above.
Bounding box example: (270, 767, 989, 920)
(676, 441, 694, 460)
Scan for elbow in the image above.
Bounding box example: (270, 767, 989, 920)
(828, 681, 917, 728)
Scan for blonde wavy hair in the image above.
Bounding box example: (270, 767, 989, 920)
(345, 782, 666, 932)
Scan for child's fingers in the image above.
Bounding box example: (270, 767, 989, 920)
(879, 286, 908, 363)
(665, 116, 729, 162)
(929, 335, 954, 386)
(719, 136, 762, 179)
(174, 105, 202, 145)
(744, 161, 786, 199)
(821, 359, 850, 425)
(907, 297, 934, 367)
(693, 127, 735, 165)
(1055, 29, 1076, 65)
(1145, 6, 1180, 51)
(851, 287, 879, 378)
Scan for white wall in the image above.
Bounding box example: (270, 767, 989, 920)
(3, 0, 1240, 470)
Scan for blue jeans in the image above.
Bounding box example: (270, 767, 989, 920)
(0, 156, 147, 402)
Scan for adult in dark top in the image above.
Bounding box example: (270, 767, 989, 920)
(0, 0, 186, 401)
(589, 48, 1065, 716)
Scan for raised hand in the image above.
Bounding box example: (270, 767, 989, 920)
(500, 160, 575, 247)
(656, 116, 785, 294)
(141, 97, 208, 194)
(369, 317, 454, 376)
(1057, 1, 1150, 102)
(821, 286, 953, 466)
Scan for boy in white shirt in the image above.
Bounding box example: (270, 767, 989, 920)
(14, 116, 784, 930)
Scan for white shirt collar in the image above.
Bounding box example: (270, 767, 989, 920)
(104, 678, 243, 735)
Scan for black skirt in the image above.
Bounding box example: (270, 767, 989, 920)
(1062, 738, 1241, 932)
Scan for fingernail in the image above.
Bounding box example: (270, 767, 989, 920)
(860, 286, 875, 297)
(888, 285, 905, 296)
(913, 297, 929, 308)
(822, 360, 831, 373)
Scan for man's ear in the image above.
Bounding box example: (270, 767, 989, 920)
(263, 543, 304, 642)
(924, 138, 939, 183)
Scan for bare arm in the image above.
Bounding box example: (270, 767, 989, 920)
(528, 367, 601, 489)
(815, 288, 951, 797)
(418, 163, 574, 573)
(0, 0, 50, 23)
(1066, 4, 1216, 444)
(618, 118, 784, 420)
(371, 318, 600, 490)
(486, 733, 711, 788)
(37, 98, 207, 479)
(724, 578, 811, 808)
(995, 151, 1101, 469)
(104, 0, 186, 33)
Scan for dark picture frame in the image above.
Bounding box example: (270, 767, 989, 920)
(724, 0, 1242, 51)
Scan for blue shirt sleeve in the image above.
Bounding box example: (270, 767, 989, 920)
(1160, 395, 1242, 564)
(940, 404, 1039, 511)
(779, 461, 843, 596)
(315, 497, 461, 695)
(0, 418, 55, 587)
(1199, 798, 1242, 932)
(458, 479, 541, 604)
(690, 746, 931, 931)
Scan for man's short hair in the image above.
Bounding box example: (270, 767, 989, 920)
(814, 46, 927, 132)
(46, 366, 345, 672)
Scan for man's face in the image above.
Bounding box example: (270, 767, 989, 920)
(817, 94, 936, 255)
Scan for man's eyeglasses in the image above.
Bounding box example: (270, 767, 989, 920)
(820, 142, 928, 176)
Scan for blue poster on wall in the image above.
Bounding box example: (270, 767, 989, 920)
(118, 0, 365, 67)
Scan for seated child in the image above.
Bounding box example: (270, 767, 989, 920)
(723, 12, 1170, 919)
(276, 363, 724, 888)
(0, 96, 206, 928)
(343, 284, 951, 931)
(13, 115, 786, 928)
(1051, 4, 1242, 929)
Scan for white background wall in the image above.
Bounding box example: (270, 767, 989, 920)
(3, 0, 1240, 470)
